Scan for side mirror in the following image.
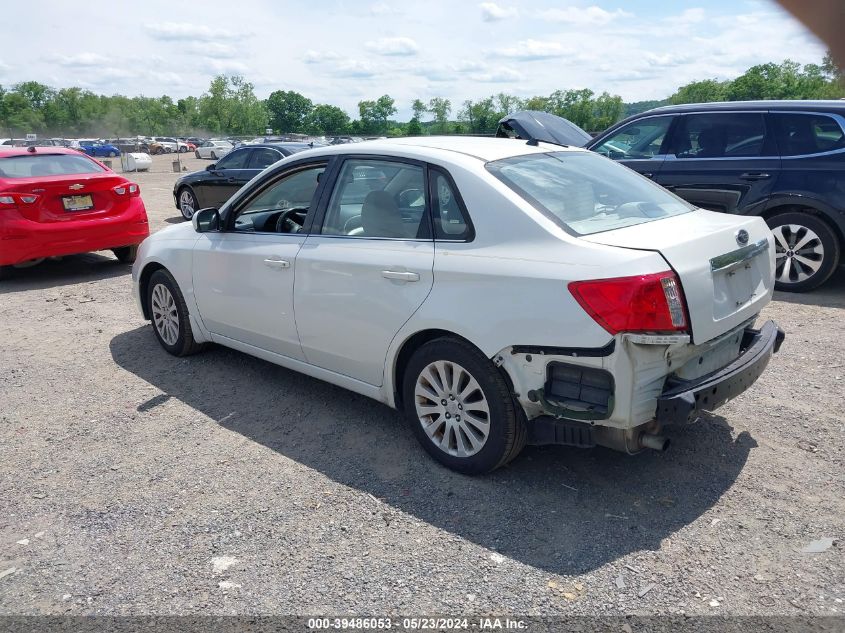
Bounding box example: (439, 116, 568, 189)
(192, 207, 220, 232)
(206, 163, 217, 171)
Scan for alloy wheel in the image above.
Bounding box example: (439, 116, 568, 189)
(414, 360, 491, 458)
(179, 190, 196, 219)
(772, 223, 825, 284)
(151, 283, 179, 346)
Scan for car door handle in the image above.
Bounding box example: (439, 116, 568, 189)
(381, 270, 420, 282)
(263, 258, 290, 269)
(226, 177, 237, 182)
(739, 172, 770, 181)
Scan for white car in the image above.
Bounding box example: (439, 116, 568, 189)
(195, 140, 234, 160)
(153, 137, 190, 153)
(132, 137, 784, 473)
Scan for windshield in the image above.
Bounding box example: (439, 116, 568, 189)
(486, 151, 693, 235)
(0, 154, 106, 178)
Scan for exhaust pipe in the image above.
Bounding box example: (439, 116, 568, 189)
(639, 433, 670, 452)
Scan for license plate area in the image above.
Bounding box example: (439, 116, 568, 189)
(62, 194, 94, 211)
(712, 257, 766, 319)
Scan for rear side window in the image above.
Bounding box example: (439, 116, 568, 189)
(216, 148, 250, 169)
(249, 148, 283, 169)
(671, 113, 772, 158)
(772, 113, 845, 156)
(0, 154, 105, 178)
(487, 151, 692, 236)
(429, 168, 473, 240)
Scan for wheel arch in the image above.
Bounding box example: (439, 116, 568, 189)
(390, 328, 516, 410)
(138, 261, 167, 320)
(762, 198, 845, 249)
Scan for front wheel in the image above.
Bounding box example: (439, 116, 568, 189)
(178, 187, 198, 220)
(146, 269, 205, 356)
(767, 212, 840, 292)
(195, 150, 201, 159)
(402, 337, 526, 474)
(112, 245, 137, 263)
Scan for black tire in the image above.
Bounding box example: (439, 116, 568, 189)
(402, 336, 526, 474)
(112, 245, 138, 263)
(195, 150, 201, 159)
(210, 151, 217, 160)
(146, 269, 205, 356)
(177, 187, 198, 220)
(766, 211, 841, 292)
(109, 151, 117, 157)
(0, 266, 8, 281)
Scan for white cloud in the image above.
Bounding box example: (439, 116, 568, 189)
(202, 59, 250, 74)
(495, 39, 568, 60)
(45, 52, 111, 67)
(185, 42, 237, 59)
(365, 37, 419, 56)
(334, 60, 379, 79)
(480, 2, 518, 22)
(144, 22, 240, 42)
(538, 6, 632, 26)
(369, 2, 401, 15)
(476, 67, 522, 83)
(676, 8, 705, 24)
(303, 50, 342, 64)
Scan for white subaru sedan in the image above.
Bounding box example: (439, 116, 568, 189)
(132, 137, 784, 473)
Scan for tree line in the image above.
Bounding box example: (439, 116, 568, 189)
(1, 55, 842, 139)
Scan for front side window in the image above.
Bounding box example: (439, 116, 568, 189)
(0, 154, 106, 178)
(231, 163, 326, 233)
(487, 151, 692, 236)
(772, 112, 845, 156)
(216, 148, 250, 170)
(592, 116, 673, 160)
(672, 113, 771, 158)
(430, 169, 472, 240)
(321, 159, 429, 239)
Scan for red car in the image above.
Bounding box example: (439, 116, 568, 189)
(0, 146, 149, 278)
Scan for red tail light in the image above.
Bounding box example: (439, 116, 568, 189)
(113, 183, 140, 197)
(569, 271, 688, 335)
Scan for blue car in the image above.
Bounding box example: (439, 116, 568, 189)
(79, 141, 121, 158)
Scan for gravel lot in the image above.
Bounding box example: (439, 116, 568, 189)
(1, 152, 843, 617)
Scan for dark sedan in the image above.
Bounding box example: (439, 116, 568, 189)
(173, 143, 313, 219)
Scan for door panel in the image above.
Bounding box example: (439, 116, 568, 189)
(293, 157, 434, 386)
(203, 148, 253, 207)
(294, 237, 434, 385)
(656, 112, 780, 215)
(192, 233, 306, 358)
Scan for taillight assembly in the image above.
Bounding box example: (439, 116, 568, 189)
(113, 183, 140, 197)
(0, 192, 40, 208)
(569, 271, 688, 335)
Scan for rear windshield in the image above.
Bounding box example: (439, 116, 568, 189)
(0, 154, 106, 179)
(487, 151, 692, 235)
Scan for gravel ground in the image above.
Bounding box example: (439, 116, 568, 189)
(0, 153, 843, 617)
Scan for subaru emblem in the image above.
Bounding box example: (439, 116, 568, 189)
(736, 229, 749, 246)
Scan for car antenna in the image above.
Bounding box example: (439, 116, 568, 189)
(525, 138, 539, 146)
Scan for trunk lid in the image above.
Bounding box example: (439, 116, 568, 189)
(582, 209, 775, 343)
(4, 173, 129, 223)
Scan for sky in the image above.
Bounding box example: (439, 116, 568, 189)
(0, 0, 828, 120)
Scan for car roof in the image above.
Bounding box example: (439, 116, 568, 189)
(0, 146, 85, 158)
(644, 100, 845, 115)
(305, 135, 583, 162)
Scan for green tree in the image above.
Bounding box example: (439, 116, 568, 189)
(428, 97, 451, 133)
(412, 98, 427, 120)
(358, 94, 396, 134)
(308, 104, 350, 134)
(670, 79, 729, 104)
(406, 117, 423, 136)
(458, 97, 498, 134)
(266, 90, 313, 133)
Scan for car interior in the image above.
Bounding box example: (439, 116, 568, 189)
(232, 166, 326, 234)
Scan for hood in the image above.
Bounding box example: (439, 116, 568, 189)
(496, 111, 592, 147)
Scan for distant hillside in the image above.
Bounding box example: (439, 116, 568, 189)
(623, 99, 671, 118)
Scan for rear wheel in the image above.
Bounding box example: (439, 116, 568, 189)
(178, 187, 198, 220)
(767, 211, 840, 292)
(210, 151, 217, 160)
(146, 269, 205, 356)
(108, 151, 117, 157)
(402, 337, 526, 474)
(112, 246, 138, 263)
